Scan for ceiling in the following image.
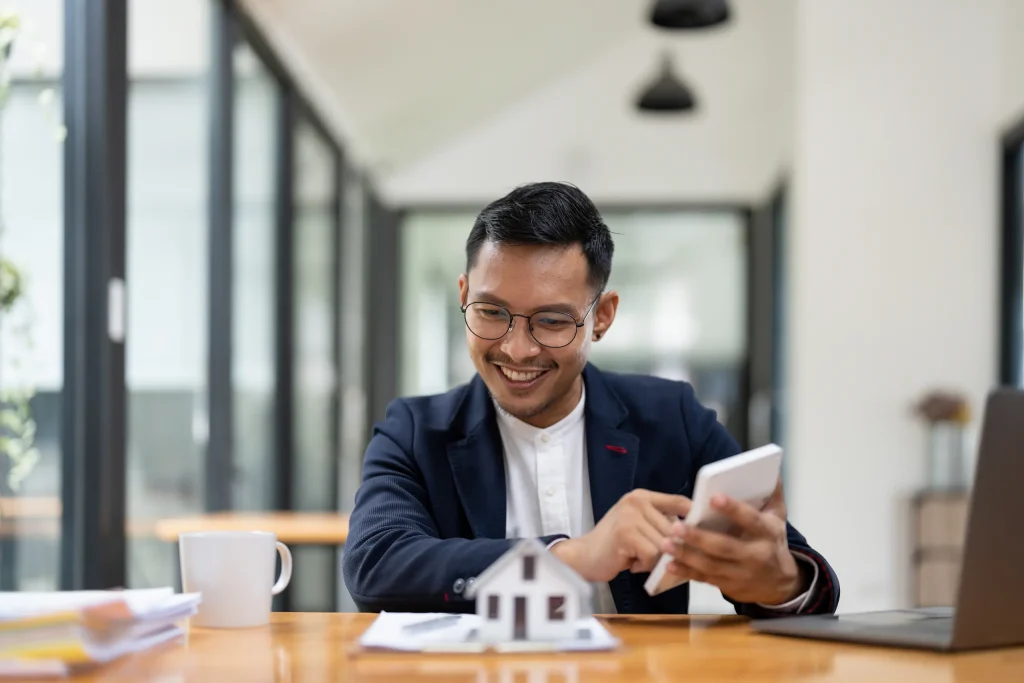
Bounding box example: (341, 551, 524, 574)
(241, 0, 642, 166)
(238, 0, 795, 204)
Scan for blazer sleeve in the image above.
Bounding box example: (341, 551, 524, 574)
(679, 383, 841, 617)
(341, 399, 567, 613)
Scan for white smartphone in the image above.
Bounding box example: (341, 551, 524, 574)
(643, 443, 783, 596)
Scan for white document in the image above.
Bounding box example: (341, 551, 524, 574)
(357, 612, 620, 653)
(0, 588, 200, 622)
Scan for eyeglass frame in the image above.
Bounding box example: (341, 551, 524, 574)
(460, 293, 603, 349)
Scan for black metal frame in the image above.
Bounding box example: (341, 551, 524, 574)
(329, 149, 345, 520)
(60, 0, 129, 590)
(769, 180, 788, 447)
(1001, 118, 1024, 387)
(273, 87, 297, 513)
(205, 0, 237, 513)
(365, 195, 403, 432)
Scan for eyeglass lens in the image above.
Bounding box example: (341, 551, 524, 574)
(463, 303, 578, 348)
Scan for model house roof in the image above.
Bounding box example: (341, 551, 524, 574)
(465, 538, 593, 598)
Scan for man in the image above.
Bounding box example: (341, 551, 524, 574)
(342, 182, 839, 616)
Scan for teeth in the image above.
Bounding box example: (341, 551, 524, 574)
(499, 367, 544, 383)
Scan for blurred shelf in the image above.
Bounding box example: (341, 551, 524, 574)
(911, 489, 969, 608)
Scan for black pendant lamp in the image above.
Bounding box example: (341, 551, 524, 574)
(636, 52, 696, 113)
(650, 0, 730, 30)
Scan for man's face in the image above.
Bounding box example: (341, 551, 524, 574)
(458, 240, 617, 427)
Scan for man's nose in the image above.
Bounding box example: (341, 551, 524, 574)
(500, 316, 541, 361)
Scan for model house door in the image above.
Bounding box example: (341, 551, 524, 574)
(514, 596, 527, 640)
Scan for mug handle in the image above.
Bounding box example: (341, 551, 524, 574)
(272, 541, 293, 596)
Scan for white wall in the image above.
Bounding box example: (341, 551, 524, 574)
(1000, 0, 1024, 127)
(382, 0, 795, 205)
(787, 0, 1004, 613)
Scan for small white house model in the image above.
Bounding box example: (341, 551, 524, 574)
(466, 538, 592, 644)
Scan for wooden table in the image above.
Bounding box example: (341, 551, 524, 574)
(72, 613, 1024, 682)
(153, 512, 349, 545)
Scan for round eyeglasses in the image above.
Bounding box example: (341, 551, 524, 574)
(461, 295, 601, 349)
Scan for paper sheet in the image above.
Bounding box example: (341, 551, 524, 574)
(0, 588, 192, 622)
(357, 612, 620, 654)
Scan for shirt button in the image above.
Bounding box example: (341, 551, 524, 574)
(540, 433, 550, 443)
(453, 578, 466, 594)
(546, 487, 556, 497)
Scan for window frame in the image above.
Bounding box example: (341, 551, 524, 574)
(523, 554, 536, 581)
(548, 595, 565, 620)
(488, 594, 500, 619)
(60, 0, 129, 590)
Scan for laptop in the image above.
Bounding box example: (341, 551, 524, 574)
(751, 388, 1024, 652)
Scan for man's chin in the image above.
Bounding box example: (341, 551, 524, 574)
(486, 386, 548, 421)
(494, 398, 548, 422)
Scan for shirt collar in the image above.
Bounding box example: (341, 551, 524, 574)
(493, 382, 586, 441)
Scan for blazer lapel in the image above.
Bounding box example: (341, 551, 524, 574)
(444, 366, 639, 542)
(581, 364, 640, 613)
(582, 364, 639, 525)
(446, 377, 507, 540)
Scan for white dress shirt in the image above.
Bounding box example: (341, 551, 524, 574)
(494, 384, 819, 615)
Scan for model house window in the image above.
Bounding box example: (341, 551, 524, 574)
(548, 596, 565, 620)
(523, 555, 535, 580)
(488, 595, 499, 620)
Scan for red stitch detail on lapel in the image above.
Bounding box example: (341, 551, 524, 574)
(606, 445, 627, 454)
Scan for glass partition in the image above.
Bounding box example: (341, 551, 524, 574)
(0, 2, 65, 591)
(398, 209, 749, 437)
(290, 115, 338, 610)
(231, 42, 278, 511)
(124, 0, 210, 588)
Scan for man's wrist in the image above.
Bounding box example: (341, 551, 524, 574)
(549, 537, 591, 580)
(756, 551, 820, 612)
(775, 552, 813, 602)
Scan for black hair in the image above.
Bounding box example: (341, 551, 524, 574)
(465, 181, 614, 292)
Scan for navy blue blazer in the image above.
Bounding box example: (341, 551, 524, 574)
(342, 363, 839, 616)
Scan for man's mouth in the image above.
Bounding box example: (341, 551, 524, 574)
(493, 364, 551, 387)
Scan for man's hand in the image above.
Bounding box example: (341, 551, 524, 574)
(660, 478, 805, 605)
(550, 489, 691, 583)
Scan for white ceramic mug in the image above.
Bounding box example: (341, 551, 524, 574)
(179, 531, 292, 628)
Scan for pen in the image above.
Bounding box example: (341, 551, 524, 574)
(402, 614, 461, 634)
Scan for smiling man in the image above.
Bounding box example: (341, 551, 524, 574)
(342, 182, 839, 617)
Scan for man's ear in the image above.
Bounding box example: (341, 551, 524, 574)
(592, 290, 619, 341)
(458, 273, 469, 307)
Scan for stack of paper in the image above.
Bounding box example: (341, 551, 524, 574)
(358, 612, 620, 654)
(0, 587, 200, 677)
